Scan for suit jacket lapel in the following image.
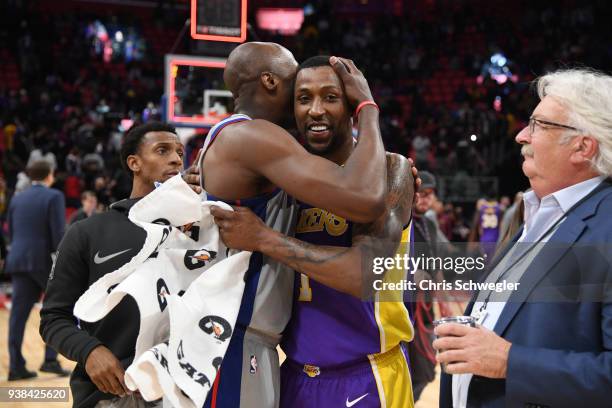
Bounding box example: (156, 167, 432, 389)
(464, 228, 524, 315)
(493, 180, 612, 335)
(492, 215, 585, 335)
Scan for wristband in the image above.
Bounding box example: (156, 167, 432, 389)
(354, 100, 379, 117)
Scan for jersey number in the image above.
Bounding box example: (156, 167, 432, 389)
(298, 274, 312, 301)
(482, 214, 498, 228)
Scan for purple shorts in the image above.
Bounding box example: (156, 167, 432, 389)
(280, 345, 414, 408)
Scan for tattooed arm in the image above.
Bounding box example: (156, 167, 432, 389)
(211, 153, 415, 299)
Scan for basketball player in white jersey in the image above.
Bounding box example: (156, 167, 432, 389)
(198, 42, 387, 408)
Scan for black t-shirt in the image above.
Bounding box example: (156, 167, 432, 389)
(40, 198, 147, 408)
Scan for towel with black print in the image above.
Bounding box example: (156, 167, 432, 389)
(73, 174, 251, 408)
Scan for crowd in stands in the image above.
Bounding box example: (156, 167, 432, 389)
(1, 0, 611, 254)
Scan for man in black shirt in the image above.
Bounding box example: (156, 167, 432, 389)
(408, 170, 439, 402)
(40, 122, 200, 407)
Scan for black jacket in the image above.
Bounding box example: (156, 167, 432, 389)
(412, 214, 439, 257)
(40, 199, 146, 408)
(68, 208, 89, 225)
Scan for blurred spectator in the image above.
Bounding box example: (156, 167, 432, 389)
(65, 147, 82, 176)
(499, 195, 511, 211)
(438, 202, 456, 241)
(425, 192, 451, 244)
(64, 174, 83, 210)
(498, 190, 525, 245)
(412, 132, 431, 170)
(93, 176, 111, 208)
(469, 196, 504, 261)
(14, 171, 30, 193)
(0, 175, 6, 270)
(497, 192, 525, 250)
(408, 170, 439, 401)
(69, 190, 98, 225)
(5, 160, 69, 380)
(82, 152, 105, 176)
(0, 175, 6, 218)
(27, 147, 57, 172)
(451, 206, 471, 242)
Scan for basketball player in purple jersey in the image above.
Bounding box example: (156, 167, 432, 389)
(476, 197, 503, 260)
(212, 56, 416, 408)
(199, 43, 389, 408)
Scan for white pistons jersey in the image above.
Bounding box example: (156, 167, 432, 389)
(199, 114, 299, 408)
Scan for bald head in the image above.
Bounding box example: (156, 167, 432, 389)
(224, 42, 297, 95)
(223, 42, 298, 126)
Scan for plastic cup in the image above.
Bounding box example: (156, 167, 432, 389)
(433, 316, 477, 329)
(432, 316, 477, 373)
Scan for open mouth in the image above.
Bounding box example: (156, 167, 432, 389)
(306, 123, 331, 140)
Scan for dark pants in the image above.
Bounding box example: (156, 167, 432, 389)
(8, 274, 57, 371)
(408, 337, 436, 401)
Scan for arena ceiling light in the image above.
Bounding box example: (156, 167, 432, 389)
(256, 8, 305, 36)
(478, 52, 519, 85)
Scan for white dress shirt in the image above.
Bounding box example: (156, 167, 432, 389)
(452, 176, 605, 408)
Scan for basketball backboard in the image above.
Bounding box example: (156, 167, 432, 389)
(164, 54, 234, 128)
(191, 0, 248, 43)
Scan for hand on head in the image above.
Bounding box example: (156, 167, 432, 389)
(329, 56, 374, 108)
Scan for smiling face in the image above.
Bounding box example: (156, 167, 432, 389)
(294, 66, 352, 155)
(129, 131, 184, 187)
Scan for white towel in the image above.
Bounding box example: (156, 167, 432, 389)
(125, 251, 250, 408)
(73, 175, 251, 407)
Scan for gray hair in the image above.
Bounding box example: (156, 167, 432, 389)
(536, 69, 612, 177)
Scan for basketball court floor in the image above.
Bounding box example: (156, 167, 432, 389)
(0, 306, 441, 407)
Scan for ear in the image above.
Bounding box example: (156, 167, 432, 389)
(45, 172, 55, 186)
(260, 72, 279, 91)
(569, 135, 598, 164)
(127, 155, 141, 174)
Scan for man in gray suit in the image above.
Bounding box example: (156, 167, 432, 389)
(6, 160, 69, 380)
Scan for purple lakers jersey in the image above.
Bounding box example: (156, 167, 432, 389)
(281, 203, 413, 367)
(478, 200, 502, 243)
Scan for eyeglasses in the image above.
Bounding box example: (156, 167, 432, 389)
(528, 117, 580, 135)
